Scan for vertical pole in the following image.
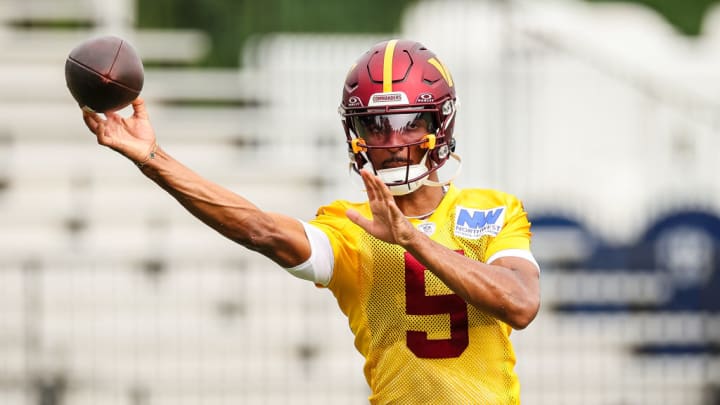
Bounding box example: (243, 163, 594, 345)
(22, 260, 42, 405)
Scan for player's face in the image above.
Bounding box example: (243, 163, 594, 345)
(352, 112, 435, 169)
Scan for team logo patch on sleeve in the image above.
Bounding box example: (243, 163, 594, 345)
(454, 206, 505, 239)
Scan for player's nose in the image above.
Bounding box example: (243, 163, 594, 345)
(383, 131, 406, 150)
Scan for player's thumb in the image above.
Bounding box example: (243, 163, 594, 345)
(132, 97, 149, 119)
(346, 209, 371, 230)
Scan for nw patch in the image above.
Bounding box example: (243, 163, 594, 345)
(454, 206, 505, 239)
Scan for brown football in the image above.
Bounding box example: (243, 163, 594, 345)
(65, 35, 144, 112)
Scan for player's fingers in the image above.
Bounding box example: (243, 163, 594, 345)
(105, 111, 121, 122)
(346, 208, 371, 229)
(361, 170, 378, 201)
(82, 110, 102, 134)
(371, 172, 393, 201)
(365, 170, 393, 205)
(132, 97, 149, 120)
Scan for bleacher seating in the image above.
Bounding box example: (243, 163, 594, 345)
(0, 1, 368, 404)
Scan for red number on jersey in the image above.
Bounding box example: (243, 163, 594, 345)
(404, 251, 469, 358)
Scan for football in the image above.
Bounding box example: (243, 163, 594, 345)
(65, 35, 144, 112)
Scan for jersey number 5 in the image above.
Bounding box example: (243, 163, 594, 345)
(404, 252, 469, 358)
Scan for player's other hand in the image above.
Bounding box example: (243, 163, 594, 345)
(81, 97, 157, 164)
(346, 169, 418, 247)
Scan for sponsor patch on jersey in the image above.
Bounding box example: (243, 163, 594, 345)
(454, 206, 505, 239)
(416, 221, 436, 236)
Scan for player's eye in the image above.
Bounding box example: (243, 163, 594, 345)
(368, 124, 383, 134)
(406, 119, 423, 131)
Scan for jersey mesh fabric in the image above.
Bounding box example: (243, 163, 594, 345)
(310, 184, 532, 404)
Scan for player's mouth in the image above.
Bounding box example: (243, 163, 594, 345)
(381, 158, 412, 169)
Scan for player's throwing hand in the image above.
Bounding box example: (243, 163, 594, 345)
(82, 98, 156, 164)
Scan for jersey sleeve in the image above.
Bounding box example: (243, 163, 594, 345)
(483, 193, 534, 263)
(307, 201, 361, 289)
(283, 220, 334, 286)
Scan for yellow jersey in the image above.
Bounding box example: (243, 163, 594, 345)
(309, 184, 533, 404)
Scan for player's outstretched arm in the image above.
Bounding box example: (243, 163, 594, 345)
(80, 99, 312, 268)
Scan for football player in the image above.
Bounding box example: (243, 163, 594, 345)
(82, 39, 540, 404)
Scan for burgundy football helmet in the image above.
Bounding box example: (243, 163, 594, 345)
(339, 39, 459, 195)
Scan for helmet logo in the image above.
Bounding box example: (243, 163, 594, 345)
(416, 93, 434, 103)
(369, 91, 409, 106)
(347, 96, 363, 107)
(428, 57, 454, 87)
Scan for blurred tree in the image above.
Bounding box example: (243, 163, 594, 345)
(137, 0, 717, 67)
(585, 0, 719, 36)
(137, 0, 417, 67)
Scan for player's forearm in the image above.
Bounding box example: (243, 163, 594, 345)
(402, 231, 538, 329)
(136, 146, 307, 265)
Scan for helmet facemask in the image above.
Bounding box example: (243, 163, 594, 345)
(344, 104, 457, 195)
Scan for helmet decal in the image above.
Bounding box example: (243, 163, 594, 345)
(382, 39, 399, 93)
(427, 57, 454, 87)
(416, 93, 435, 103)
(347, 96, 363, 108)
(369, 91, 409, 107)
